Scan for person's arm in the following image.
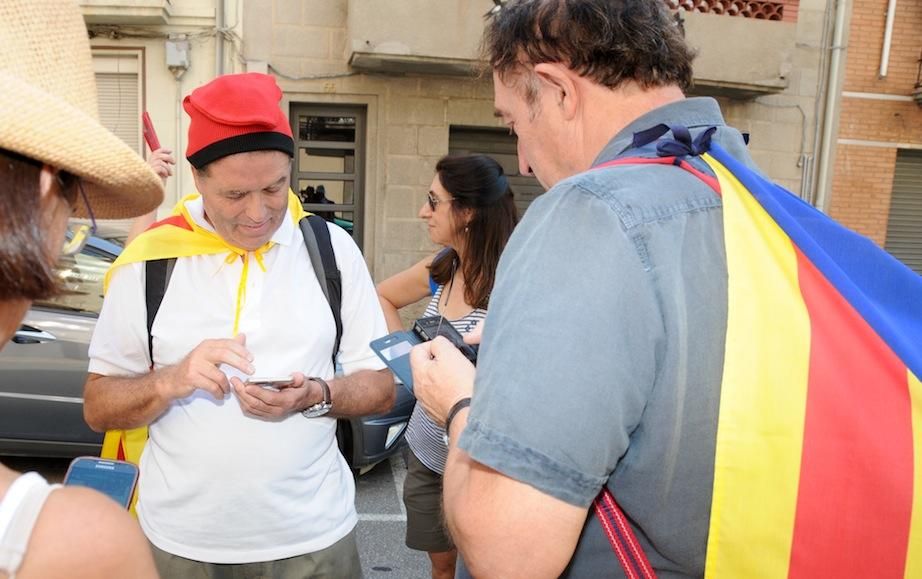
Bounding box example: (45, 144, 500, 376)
(324, 368, 394, 417)
(125, 148, 174, 244)
(18, 486, 157, 579)
(445, 416, 587, 578)
(84, 333, 255, 431)
(376, 254, 436, 332)
(411, 338, 585, 577)
(232, 367, 395, 419)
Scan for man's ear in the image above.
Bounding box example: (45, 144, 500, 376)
(533, 62, 579, 120)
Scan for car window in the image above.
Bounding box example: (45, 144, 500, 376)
(34, 245, 116, 315)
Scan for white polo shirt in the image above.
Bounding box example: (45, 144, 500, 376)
(88, 196, 387, 563)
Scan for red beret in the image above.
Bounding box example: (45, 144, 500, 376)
(183, 72, 294, 169)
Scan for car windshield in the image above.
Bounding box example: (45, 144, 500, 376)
(34, 241, 119, 315)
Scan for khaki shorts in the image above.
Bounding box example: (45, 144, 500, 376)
(149, 528, 363, 579)
(402, 449, 454, 553)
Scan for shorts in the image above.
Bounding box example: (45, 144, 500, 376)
(402, 449, 454, 553)
(149, 528, 363, 578)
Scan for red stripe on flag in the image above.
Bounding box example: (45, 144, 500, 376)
(147, 214, 192, 232)
(597, 157, 721, 195)
(788, 248, 914, 578)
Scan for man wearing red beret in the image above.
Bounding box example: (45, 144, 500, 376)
(84, 72, 395, 577)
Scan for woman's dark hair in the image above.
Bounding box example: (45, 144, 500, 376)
(429, 154, 519, 310)
(0, 148, 65, 301)
(483, 0, 695, 94)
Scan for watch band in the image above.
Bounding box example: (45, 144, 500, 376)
(443, 397, 472, 445)
(301, 376, 332, 418)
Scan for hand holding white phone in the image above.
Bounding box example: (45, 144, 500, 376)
(245, 375, 295, 391)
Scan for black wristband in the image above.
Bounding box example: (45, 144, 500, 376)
(444, 397, 472, 439)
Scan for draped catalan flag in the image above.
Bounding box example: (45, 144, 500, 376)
(696, 143, 922, 578)
(600, 126, 921, 577)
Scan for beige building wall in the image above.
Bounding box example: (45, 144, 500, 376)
(83, 0, 833, 291)
(245, 0, 831, 287)
(243, 0, 503, 289)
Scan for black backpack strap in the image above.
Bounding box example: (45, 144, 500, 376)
(142, 217, 343, 368)
(299, 215, 343, 366)
(145, 258, 176, 366)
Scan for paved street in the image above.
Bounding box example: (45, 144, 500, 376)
(2, 451, 431, 578)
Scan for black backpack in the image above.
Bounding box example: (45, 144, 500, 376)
(143, 214, 343, 366)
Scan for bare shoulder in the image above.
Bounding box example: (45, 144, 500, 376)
(16, 486, 157, 579)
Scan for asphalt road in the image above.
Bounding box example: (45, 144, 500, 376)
(2, 452, 431, 578)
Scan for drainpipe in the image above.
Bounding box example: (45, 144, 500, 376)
(814, 0, 849, 213)
(879, 0, 897, 78)
(215, 0, 225, 76)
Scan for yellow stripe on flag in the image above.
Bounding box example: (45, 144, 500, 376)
(907, 371, 922, 578)
(702, 154, 811, 579)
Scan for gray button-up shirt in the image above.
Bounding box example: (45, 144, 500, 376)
(459, 97, 756, 577)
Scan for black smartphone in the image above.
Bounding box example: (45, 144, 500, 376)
(63, 456, 139, 509)
(412, 316, 479, 364)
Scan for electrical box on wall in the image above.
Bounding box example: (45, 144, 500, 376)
(165, 38, 190, 70)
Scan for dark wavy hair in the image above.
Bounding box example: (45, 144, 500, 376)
(483, 0, 695, 95)
(0, 148, 67, 301)
(429, 155, 518, 310)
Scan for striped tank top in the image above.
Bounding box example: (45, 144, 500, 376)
(404, 284, 486, 475)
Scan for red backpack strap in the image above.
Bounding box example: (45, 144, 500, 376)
(593, 487, 657, 579)
(595, 157, 721, 196)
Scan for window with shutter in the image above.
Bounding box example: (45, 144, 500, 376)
(884, 149, 922, 275)
(92, 51, 142, 153)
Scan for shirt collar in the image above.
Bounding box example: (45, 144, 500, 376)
(592, 97, 728, 166)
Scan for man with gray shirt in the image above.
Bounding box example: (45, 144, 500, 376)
(410, 0, 760, 576)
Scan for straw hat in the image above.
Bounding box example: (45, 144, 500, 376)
(0, 0, 163, 219)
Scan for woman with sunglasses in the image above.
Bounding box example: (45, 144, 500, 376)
(377, 154, 518, 579)
(0, 1, 162, 577)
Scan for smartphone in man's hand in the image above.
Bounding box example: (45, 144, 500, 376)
(245, 376, 295, 391)
(413, 316, 479, 364)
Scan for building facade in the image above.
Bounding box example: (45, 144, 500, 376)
(81, 0, 918, 287)
(825, 0, 922, 273)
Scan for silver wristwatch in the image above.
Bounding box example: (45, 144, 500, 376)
(301, 376, 332, 418)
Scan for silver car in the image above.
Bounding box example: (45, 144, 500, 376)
(0, 236, 413, 469)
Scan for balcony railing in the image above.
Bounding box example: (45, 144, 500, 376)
(666, 0, 798, 22)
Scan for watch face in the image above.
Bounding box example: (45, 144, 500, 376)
(302, 402, 332, 418)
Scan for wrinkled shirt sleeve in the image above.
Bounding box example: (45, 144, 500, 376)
(88, 262, 151, 377)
